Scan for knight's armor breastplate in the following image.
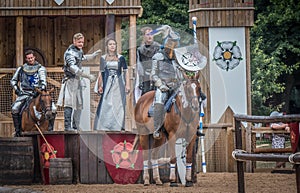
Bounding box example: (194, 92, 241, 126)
(64, 45, 84, 78)
(20, 63, 44, 92)
(158, 59, 177, 85)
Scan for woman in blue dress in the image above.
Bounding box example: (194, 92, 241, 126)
(94, 38, 130, 131)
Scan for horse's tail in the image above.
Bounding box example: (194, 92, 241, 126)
(132, 134, 140, 151)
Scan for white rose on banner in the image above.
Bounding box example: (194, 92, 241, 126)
(213, 41, 242, 71)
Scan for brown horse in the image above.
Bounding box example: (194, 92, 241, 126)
(134, 72, 201, 187)
(21, 88, 55, 132)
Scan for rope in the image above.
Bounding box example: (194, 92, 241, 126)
(288, 152, 300, 164)
(232, 149, 248, 162)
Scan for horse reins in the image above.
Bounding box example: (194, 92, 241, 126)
(28, 93, 52, 125)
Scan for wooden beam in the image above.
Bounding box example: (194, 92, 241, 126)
(129, 15, 136, 67)
(253, 148, 292, 154)
(105, 14, 115, 40)
(128, 15, 137, 130)
(115, 17, 122, 54)
(16, 16, 23, 67)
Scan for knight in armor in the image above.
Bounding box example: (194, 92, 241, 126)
(136, 27, 161, 97)
(57, 33, 101, 131)
(10, 50, 48, 137)
(150, 26, 182, 139)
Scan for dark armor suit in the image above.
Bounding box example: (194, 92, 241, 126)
(137, 42, 160, 95)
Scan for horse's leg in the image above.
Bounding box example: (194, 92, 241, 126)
(140, 134, 151, 186)
(185, 134, 197, 187)
(151, 136, 164, 185)
(167, 132, 178, 187)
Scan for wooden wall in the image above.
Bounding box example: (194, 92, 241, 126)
(0, 0, 142, 16)
(189, 0, 254, 27)
(0, 18, 15, 68)
(0, 16, 106, 68)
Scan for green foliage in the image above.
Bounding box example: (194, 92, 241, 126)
(139, 0, 189, 29)
(251, 0, 300, 115)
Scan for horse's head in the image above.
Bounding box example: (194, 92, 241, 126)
(181, 71, 201, 112)
(35, 87, 55, 120)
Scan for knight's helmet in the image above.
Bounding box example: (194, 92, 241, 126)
(148, 25, 180, 59)
(149, 25, 207, 72)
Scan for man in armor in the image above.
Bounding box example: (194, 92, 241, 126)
(136, 27, 161, 96)
(150, 26, 181, 139)
(11, 50, 48, 137)
(57, 33, 101, 131)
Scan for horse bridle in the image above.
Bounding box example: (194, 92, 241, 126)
(39, 93, 52, 115)
(174, 79, 200, 124)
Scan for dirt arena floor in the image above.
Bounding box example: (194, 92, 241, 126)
(1, 172, 297, 193)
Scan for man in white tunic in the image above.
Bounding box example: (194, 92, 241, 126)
(57, 33, 101, 131)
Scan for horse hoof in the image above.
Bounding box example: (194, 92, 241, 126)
(170, 182, 178, 187)
(144, 179, 150, 186)
(185, 181, 193, 187)
(156, 180, 163, 186)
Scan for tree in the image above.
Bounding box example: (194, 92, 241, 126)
(251, 0, 300, 115)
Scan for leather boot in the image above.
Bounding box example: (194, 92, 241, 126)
(12, 114, 22, 137)
(64, 107, 73, 131)
(153, 103, 165, 139)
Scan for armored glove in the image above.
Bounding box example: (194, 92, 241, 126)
(159, 84, 169, 92)
(14, 85, 22, 96)
(92, 49, 102, 57)
(154, 79, 163, 87)
(138, 82, 144, 90)
(83, 72, 96, 82)
(15, 89, 22, 96)
(84, 49, 102, 61)
(40, 85, 46, 91)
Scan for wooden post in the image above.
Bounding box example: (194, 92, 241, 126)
(235, 119, 245, 193)
(128, 15, 137, 131)
(16, 16, 23, 67)
(129, 15, 136, 67)
(115, 17, 122, 54)
(105, 14, 115, 40)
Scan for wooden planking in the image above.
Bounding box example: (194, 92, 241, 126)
(88, 134, 98, 183)
(80, 133, 113, 184)
(0, 0, 142, 16)
(65, 134, 80, 183)
(96, 134, 112, 183)
(189, 0, 254, 27)
(197, 28, 210, 123)
(80, 135, 89, 183)
(0, 16, 106, 68)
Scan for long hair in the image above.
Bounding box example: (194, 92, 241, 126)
(105, 38, 118, 56)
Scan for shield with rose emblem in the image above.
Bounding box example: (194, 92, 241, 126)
(102, 133, 143, 184)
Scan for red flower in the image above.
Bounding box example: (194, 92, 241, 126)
(111, 140, 139, 169)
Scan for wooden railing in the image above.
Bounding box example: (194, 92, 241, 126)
(233, 114, 300, 193)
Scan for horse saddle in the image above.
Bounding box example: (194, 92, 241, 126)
(148, 92, 177, 117)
